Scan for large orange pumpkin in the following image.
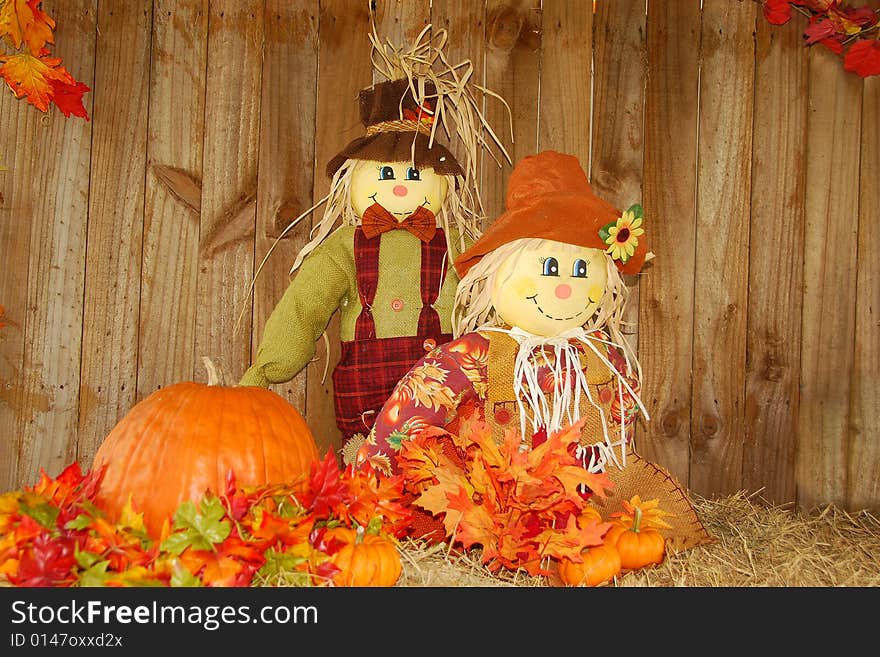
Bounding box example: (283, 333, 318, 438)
(92, 359, 320, 538)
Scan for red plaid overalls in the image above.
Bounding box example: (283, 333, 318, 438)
(331, 227, 452, 440)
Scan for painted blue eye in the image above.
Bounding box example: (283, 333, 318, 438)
(379, 166, 395, 180)
(572, 259, 588, 278)
(542, 257, 559, 277)
(405, 167, 421, 181)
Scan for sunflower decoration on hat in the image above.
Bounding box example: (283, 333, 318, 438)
(240, 21, 511, 449)
(357, 150, 712, 554)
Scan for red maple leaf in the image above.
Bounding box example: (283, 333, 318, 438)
(300, 451, 351, 519)
(50, 77, 89, 119)
(763, 0, 794, 25)
(844, 39, 880, 77)
(8, 531, 76, 587)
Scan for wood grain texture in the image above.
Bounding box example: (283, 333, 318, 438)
(308, 0, 375, 458)
(591, 0, 647, 379)
(0, 2, 96, 487)
(743, 15, 807, 505)
(797, 47, 862, 511)
(430, 0, 490, 218)
(848, 71, 878, 512)
(137, 0, 208, 402)
(252, 2, 319, 414)
(637, 0, 701, 484)
(536, 0, 590, 164)
(483, 0, 541, 227)
(689, 0, 755, 497)
(75, 1, 152, 472)
(195, 0, 263, 386)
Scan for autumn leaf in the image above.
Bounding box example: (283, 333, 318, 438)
(763, 0, 793, 25)
(160, 496, 231, 556)
(611, 495, 674, 531)
(300, 450, 350, 519)
(844, 39, 880, 78)
(49, 76, 89, 119)
(8, 531, 76, 586)
(445, 486, 499, 554)
(0, 51, 78, 112)
(0, 0, 55, 53)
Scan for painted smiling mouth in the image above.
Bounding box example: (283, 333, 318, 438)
(525, 294, 588, 321)
(392, 197, 431, 216)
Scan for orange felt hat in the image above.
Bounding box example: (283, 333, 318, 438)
(453, 150, 649, 277)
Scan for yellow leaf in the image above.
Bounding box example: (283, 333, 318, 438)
(119, 495, 145, 533)
(0, 0, 56, 53)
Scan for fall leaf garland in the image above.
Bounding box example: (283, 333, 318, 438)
(0, 453, 411, 587)
(761, 0, 880, 77)
(396, 412, 618, 577)
(0, 0, 90, 118)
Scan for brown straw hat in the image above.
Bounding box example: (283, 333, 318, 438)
(326, 77, 464, 179)
(453, 150, 649, 277)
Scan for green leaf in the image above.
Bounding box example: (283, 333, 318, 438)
(161, 495, 231, 555)
(598, 222, 615, 243)
(21, 501, 59, 529)
(159, 532, 194, 556)
(365, 516, 384, 535)
(255, 548, 310, 585)
(627, 203, 643, 219)
(74, 546, 102, 569)
(77, 560, 110, 587)
(64, 513, 93, 531)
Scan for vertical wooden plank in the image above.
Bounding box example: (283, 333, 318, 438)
(689, 0, 755, 497)
(483, 0, 541, 226)
(637, 0, 701, 483)
(137, 1, 208, 400)
(195, 0, 263, 384)
(536, 0, 590, 164)
(0, 89, 36, 490)
(371, 0, 430, 57)
(798, 48, 862, 511)
(1, 1, 96, 487)
(430, 0, 487, 210)
(77, 1, 152, 470)
(743, 13, 807, 505)
(253, 2, 319, 413)
(307, 0, 375, 457)
(591, 0, 647, 382)
(848, 50, 878, 512)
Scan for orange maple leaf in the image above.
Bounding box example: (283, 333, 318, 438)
(0, 51, 73, 112)
(0, 0, 55, 53)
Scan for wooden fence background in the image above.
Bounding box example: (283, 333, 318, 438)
(1, 0, 877, 514)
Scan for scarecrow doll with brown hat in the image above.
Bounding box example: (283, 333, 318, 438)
(240, 26, 510, 447)
(352, 150, 713, 553)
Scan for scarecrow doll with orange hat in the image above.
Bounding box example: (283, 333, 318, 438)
(352, 150, 712, 552)
(240, 26, 510, 446)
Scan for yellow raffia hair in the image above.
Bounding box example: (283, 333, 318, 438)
(452, 238, 641, 378)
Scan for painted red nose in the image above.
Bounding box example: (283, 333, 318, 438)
(393, 185, 408, 197)
(555, 283, 572, 299)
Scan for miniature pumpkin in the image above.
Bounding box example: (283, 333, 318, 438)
(557, 544, 622, 587)
(92, 358, 320, 538)
(326, 526, 402, 587)
(606, 506, 666, 570)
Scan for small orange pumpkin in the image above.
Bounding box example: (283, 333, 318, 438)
(92, 358, 320, 538)
(557, 544, 622, 587)
(606, 506, 666, 570)
(326, 527, 402, 587)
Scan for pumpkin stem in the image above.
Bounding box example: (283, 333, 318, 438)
(202, 356, 225, 387)
(632, 506, 642, 533)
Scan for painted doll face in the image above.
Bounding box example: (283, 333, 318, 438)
(490, 240, 608, 337)
(350, 159, 449, 220)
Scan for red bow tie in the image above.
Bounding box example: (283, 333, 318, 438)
(360, 203, 437, 242)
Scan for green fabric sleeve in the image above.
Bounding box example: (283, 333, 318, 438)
(239, 237, 351, 387)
